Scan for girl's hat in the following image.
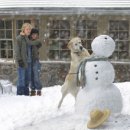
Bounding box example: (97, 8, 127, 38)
(87, 109, 111, 129)
(30, 28, 39, 35)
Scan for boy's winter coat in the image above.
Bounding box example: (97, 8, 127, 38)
(15, 35, 41, 68)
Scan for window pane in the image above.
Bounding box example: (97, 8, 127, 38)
(16, 20, 23, 29)
(0, 40, 13, 58)
(119, 21, 129, 30)
(118, 41, 129, 51)
(60, 30, 70, 39)
(34, 20, 39, 29)
(0, 20, 4, 29)
(50, 20, 59, 29)
(114, 41, 119, 50)
(6, 30, 12, 38)
(49, 40, 59, 50)
(59, 20, 70, 29)
(48, 50, 59, 60)
(0, 41, 7, 49)
(59, 40, 68, 49)
(81, 39, 87, 48)
(76, 20, 86, 30)
(119, 51, 129, 59)
(86, 40, 92, 50)
(24, 20, 31, 23)
(8, 50, 13, 58)
(0, 30, 5, 38)
(16, 30, 21, 35)
(7, 41, 13, 49)
(1, 50, 6, 58)
(86, 21, 97, 29)
(109, 21, 119, 30)
(60, 50, 70, 60)
(5, 20, 12, 29)
(110, 51, 118, 60)
(109, 31, 118, 41)
(87, 30, 97, 39)
(119, 32, 128, 40)
(50, 30, 59, 39)
(76, 30, 87, 38)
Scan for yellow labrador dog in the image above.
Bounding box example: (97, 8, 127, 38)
(58, 37, 90, 108)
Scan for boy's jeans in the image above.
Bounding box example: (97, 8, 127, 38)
(17, 66, 30, 95)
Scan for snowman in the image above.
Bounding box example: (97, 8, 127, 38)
(75, 35, 123, 119)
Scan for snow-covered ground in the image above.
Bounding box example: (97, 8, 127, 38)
(0, 80, 130, 130)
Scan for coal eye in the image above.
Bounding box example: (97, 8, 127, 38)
(75, 43, 77, 46)
(94, 64, 97, 67)
(105, 37, 107, 39)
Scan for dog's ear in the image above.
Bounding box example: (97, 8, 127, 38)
(81, 39, 84, 44)
(67, 40, 72, 49)
(81, 39, 88, 46)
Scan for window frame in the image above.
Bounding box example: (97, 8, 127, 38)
(0, 19, 13, 59)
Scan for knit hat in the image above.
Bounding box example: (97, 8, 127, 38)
(30, 28, 39, 35)
(87, 109, 111, 129)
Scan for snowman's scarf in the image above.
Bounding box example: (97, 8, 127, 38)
(77, 54, 108, 88)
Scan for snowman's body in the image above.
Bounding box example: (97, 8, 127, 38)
(84, 61, 114, 89)
(75, 35, 123, 118)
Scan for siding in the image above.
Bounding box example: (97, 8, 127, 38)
(0, 0, 130, 8)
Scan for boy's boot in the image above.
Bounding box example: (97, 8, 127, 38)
(37, 90, 42, 96)
(30, 90, 36, 96)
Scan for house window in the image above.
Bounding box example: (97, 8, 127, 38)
(109, 20, 129, 60)
(47, 19, 70, 60)
(0, 20, 13, 58)
(76, 20, 97, 54)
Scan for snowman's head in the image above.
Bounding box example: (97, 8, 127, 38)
(91, 35, 115, 57)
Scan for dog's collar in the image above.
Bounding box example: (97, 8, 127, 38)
(69, 72, 78, 75)
(73, 51, 80, 56)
